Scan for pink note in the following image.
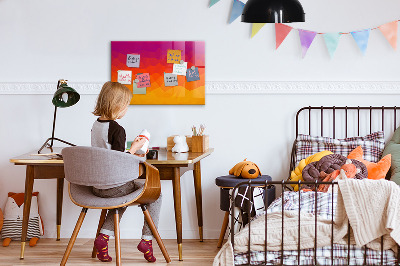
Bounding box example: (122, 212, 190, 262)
(136, 73, 151, 88)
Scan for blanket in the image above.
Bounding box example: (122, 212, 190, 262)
(335, 178, 400, 251)
(214, 179, 400, 266)
(213, 211, 344, 266)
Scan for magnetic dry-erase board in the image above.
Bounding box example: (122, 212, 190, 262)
(111, 41, 205, 105)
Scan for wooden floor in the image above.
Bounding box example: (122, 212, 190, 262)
(0, 239, 221, 265)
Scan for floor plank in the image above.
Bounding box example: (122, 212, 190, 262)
(0, 239, 221, 265)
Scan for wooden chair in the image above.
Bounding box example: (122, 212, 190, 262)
(60, 146, 171, 265)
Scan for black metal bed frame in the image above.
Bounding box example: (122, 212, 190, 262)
(230, 106, 400, 266)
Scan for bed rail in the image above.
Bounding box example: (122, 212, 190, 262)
(229, 106, 400, 265)
(230, 180, 400, 266)
(289, 106, 400, 182)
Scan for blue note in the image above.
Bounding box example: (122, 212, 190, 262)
(186, 67, 200, 82)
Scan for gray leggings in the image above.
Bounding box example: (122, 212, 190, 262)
(92, 180, 162, 240)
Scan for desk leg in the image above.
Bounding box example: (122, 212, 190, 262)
(56, 178, 64, 241)
(20, 165, 34, 259)
(193, 161, 203, 242)
(172, 167, 183, 261)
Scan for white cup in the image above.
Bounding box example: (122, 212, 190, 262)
(135, 129, 150, 154)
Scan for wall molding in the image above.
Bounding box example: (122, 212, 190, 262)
(1, 81, 400, 95)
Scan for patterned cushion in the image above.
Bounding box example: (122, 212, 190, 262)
(295, 131, 385, 166)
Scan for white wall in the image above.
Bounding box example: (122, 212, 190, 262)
(1, 0, 400, 240)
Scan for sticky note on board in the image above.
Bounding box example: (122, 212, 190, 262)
(136, 73, 151, 88)
(117, 70, 132, 84)
(164, 73, 178, 87)
(167, 50, 181, 64)
(126, 54, 140, 68)
(132, 82, 147, 95)
(186, 67, 200, 82)
(173, 62, 188, 76)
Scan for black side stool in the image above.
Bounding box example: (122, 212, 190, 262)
(215, 175, 275, 248)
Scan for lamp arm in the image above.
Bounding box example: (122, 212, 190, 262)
(50, 105, 57, 148)
(50, 79, 61, 148)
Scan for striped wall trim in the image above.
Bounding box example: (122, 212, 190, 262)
(0, 81, 400, 95)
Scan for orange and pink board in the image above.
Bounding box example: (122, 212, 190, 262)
(111, 41, 205, 105)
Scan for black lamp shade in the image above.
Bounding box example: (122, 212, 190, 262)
(52, 84, 80, 108)
(241, 0, 305, 23)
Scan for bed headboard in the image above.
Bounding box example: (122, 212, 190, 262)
(290, 106, 400, 179)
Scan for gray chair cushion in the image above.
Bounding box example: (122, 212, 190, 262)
(69, 180, 145, 208)
(62, 146, 145, 188)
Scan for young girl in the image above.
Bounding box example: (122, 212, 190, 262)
(91, 81, 162, 263)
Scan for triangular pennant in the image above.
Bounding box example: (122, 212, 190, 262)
(251, 23, 266, 38)
(275, 23, 293, 49)
(229, 0, 245, 24)
(209, 0, 220, 7)
(378, 21, 398, 50)
(298, 29, 317, 58)
(323, 33, 341, 58)
(351, 29, 370, 55)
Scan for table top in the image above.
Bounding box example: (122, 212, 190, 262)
(10, 147, 214, 166)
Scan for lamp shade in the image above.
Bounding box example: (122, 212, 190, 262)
(52, 84, 80, 108)
(241, 0, 305, 23)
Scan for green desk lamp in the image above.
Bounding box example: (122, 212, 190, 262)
(38, 79, 80, 154)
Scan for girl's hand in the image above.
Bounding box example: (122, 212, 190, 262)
(134, 149, 149, 157)
(129, 137, 147, 154)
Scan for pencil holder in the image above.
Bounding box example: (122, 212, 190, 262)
(191, 135, 209, 153)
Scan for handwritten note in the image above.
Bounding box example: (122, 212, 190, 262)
(186, 67, 200, 82)
(167, 50, 181, 64)
(136, 73, 151, 88)
(164, 73, 178, 87)
(126, 54, 140, 68)
(173, 62, 188, 76)
(117, 70, 132, 84)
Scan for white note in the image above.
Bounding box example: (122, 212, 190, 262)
(173, 62, 188, 76)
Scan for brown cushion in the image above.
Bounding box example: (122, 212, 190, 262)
(302, 154, 368, 189)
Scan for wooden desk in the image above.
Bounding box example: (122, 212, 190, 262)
(146, 148, 213, 260)
(9, 148, 64, 259)
(10, 147, 213, 261)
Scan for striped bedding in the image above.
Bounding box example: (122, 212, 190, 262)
(234, 191, 397, 265)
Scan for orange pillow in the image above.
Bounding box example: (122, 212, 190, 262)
(347, 146, 391, 180)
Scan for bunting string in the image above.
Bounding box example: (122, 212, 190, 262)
(210, 0, 400, 58)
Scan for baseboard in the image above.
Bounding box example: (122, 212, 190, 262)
(1, 81, 399, 95)
(45, 228, 222, 240)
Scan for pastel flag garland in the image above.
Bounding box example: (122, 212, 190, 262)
(229, 0, 245, 24)
(209, 0, 220, 7)
(275, 23, 293, 49)
(298, 29, 317, 58)
(351, 29, 370, 55)
(207, 6, 400, 57)
(251, 23, 266, 38)
(323, 33, 341, 58)
(378, 21, 398, 50)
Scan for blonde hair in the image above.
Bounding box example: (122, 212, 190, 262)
(93, 81, 132, 120)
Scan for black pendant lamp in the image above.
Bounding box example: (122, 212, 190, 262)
(242, 0, 305, 23)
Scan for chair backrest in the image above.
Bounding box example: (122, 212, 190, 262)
(62, 146, 145, 187)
